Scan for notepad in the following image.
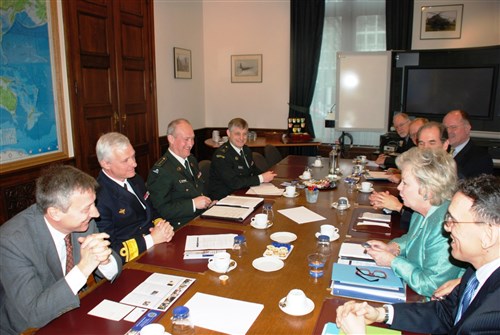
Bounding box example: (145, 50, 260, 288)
(201, 195, 264, 222)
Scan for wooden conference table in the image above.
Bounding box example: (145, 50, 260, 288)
(36, 156, 419, 335)
(204, 137, 321, 149)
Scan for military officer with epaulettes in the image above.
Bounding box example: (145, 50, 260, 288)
(147, 119, 214, 229)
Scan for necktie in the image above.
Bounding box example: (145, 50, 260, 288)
(450, 147, 456, 157)
(64, 234, 74, 275)
(185, 159, 193, 178)
(240, 150, 249, 168)
(455, 273, 479, 324)
(123, 183, 128, 190)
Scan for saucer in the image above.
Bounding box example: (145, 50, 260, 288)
(299, 175, 311, 180)
(331, 202, 351, 210)
(270, 232, 298, 244)
(208, 260, 237, 274)
(252, 257, 284, 272)
(283, 191, 299, 198)
(357, 186, 374, 193)
(315, 232, 340, 242)
(311, 164, 323, 168)
(250, 221, 274, 229)
(279, 297, 315, 316)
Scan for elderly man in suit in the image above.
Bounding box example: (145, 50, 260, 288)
(0, 165, 122, 335)
(208, 117, 277, 200)
(95, 132, 174, 264)
(375, 112, 415, 168)
(443, 110, 493, 179)
(336, 174, 500, 335)
(148, 119, 214, 229)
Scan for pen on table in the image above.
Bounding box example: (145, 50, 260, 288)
(196, 237, 199, 247)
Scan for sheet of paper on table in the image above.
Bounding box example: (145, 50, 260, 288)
(185, 234, 237, 251)
(87, 299, 135, 321)
(185, 292, 264, 335)
(278, 206, 326, 224)
(246, 183, 284, 195)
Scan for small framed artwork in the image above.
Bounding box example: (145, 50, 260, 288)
(420, 4, 463, 40)
(231, 54, 262, 83)
(174, 47, 192, 79)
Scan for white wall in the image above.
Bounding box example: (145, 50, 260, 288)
(412, 0, 500, 50)
(153, 0, 290, 134)
(154, 1, 206, 134)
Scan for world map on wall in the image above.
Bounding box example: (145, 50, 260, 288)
(0, 0, 60, 164)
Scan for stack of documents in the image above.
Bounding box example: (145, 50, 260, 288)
(322, 322, 401, 335)
(330, 263, 406, 304)
(365, 171, 391, 181)
(352, 212, 391, 235)
(184, 234, 237, 259)
(201, 196, 264, 222)
(337, 242, 377, 267)
(246, 183, 284, 195)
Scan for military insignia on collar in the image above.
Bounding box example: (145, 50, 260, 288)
(216, 154, 225, 158)
(176, 166, 182, 172)
(152, 168, 159, 174)
(119, 208, 126, 215)
(235, 156, 240, 160)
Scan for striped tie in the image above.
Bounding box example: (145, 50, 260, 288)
(64, 234, 74, 274)
(455, 273, 479, 324)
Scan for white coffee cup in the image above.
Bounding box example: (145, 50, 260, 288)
(285, 289, 308, 313)
(337, 197, 350, 209)
(208, 251, 231, 271)
(251, 213, 268, 228)
(320, 224, 339, 238)
(302, 170, 311, 179)
(140, 323, 165, 335)
(361, 181, 373, 192)
(359, 155, 367, 163)
(314, 158, 322, 167)
(212, 130, 220, 142)
(285, 185, 296, 197)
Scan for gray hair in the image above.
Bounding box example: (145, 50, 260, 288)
(396, 147, 457, 205)
(36, 165, 98, 213)
(167, 119, 191, 136)
(96, 132, 131, 162)
(228, 118, 248, 131)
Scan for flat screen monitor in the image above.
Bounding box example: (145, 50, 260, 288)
(403, 66, 496, 119)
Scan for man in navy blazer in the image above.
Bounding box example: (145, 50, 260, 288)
(95, 133, 174, 264)
(335, 174, 500, 334)
(0, 165, 121, 334)
(443, 110, 493, 179)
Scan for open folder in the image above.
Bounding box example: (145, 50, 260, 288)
(201, 195, 264, 222)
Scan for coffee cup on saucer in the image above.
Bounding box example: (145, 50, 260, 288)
(320, 224, 339, 239)
(337, 197, 349, 210)
(251, 213, 268, 228)
(140, 323, 165, 335)
(208, 251, 231, 272)
(285, 185, 296, 197)
(313, 157, 322, 167)
(361, 181, 373, 192)
(301, 170, 311, 180)
(283, 289, 308, 313)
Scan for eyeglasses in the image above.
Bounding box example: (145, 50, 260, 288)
(355, 267, 387, 282)
(443, 212, 484, 226)
(394, 120, 410, 129)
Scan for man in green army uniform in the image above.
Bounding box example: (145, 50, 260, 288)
(147, 119, 214, 229)
(208, 118, 277, 200)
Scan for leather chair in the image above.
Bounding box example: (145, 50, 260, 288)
(252, 152, 269, 171)
(264, 144, 282, 167)
(198, 159, 211, 192)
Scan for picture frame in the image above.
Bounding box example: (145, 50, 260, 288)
(231, 54, 262, 83)
(173, 47, 192, 79)
(0, 0, 69, 173)
(420, 4, 463, 40)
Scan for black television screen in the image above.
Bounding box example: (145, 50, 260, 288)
(403, 66, 496, 119)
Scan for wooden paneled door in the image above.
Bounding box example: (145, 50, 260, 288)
(63, 0, 158, 179)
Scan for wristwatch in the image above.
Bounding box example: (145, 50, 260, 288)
(382, 304, 390, 323)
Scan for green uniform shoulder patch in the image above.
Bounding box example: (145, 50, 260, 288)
(154, 155, 167, 167)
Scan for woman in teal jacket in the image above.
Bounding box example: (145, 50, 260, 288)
(366, 148, 465, 299)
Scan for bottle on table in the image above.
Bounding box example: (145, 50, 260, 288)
(233, 235, 248, 258)
(316, 234, 331, 258)
(171, 306, 194, 335)
(262, 203, 274, 226)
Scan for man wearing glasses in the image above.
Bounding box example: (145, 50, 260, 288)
(375, 113, 414, 168)
(443, 110, 493, 179)
(336, 174, 500, 334)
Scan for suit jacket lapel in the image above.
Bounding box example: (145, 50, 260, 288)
(460, 267, 500, 321)
(33, 211, 65, 279)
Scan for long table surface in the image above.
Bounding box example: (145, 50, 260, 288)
(35, 156, 420, 335)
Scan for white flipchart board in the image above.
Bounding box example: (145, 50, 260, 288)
(335, 51, 391, 131)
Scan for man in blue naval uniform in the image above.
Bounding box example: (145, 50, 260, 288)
(208, 118, 277, 200)
(95, 133, 174, 263)
(147, 119, 214, 229)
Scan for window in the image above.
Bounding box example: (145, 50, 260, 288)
(311, 0, 386, 144)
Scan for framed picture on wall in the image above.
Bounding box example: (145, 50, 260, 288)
(0, 0, 69, 173)
(174, 47, 192, 79)
(420, 4, 464, 39)
(231, 54, 262, 83)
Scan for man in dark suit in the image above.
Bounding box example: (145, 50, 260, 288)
(95, 132, 174, 264)
(148, 119, 213, 229)
(0, 165, 122, 335)
(335, 174, 500, 334)
(443, 110, 493, 179)
(208, 117, 277, 200)
(375, 113, 415, 168)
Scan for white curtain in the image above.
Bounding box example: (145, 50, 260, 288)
(311, 0, 386, 145)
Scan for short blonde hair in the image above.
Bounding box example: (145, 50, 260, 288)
(396, 147, 457, 205)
